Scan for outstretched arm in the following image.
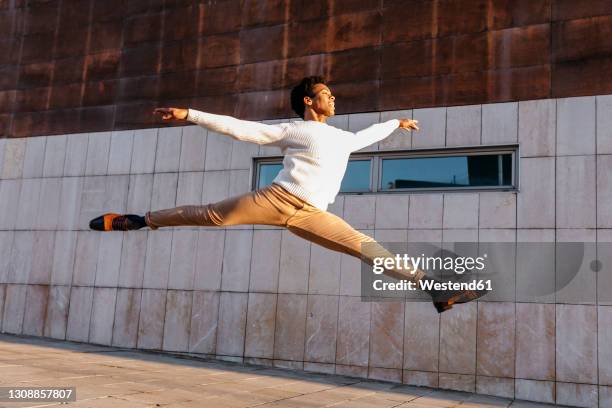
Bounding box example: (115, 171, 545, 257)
(154, 107, 286, 145)
(350, 118, 419, 151)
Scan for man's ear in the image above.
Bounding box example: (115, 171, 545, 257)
(303, 96, 312, 106)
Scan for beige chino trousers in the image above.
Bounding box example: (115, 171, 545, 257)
(145, 183, 425, 283)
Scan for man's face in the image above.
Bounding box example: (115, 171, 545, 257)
(305, 83, 335, 117)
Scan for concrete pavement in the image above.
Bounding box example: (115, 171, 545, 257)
(0, 334, 569, 408)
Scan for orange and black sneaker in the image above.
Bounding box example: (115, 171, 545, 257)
(431, 288, 489, 314)
(89, 213, 147, 231)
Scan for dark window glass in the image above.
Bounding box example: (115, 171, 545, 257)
(340, 160, 371, 192)
(257, 160, 372, 192)
(257, 163, 283, 189)
(380, 154, 513, 190)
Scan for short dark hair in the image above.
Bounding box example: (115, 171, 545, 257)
(290, 76, 326, 119)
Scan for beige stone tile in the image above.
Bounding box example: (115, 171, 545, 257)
(66, 286, 94, 342)
(308, 242, 342, 295)
(556, 304, 597, 384)
(304, 294, 338, 364)
(375, 194, 409, 229)
(176, 171, 204, 207)
(143, 230, 172, 289)
(7, 232, 33, 285)
(443, 193, 479, 229)
(43, 133, 67, 177)
(479, 192, 516, 229)
(344, 195, 376, 229)
(168, 230, 198, 290)
(221, 230, 253, 292)
(476, 302, 515, 378)
(476, 376, 514, 399)
(482, 102, 518, 144)
(94, 232, 123, 287)
(412, 107, 446, 149)
(557, 96, 596, 156)
(446, 104, 481, 147)
(249, 230, 282, 292)
(597, 156, 612, 228)
(556, 382, 598, 408)
(379, 110, 413, 150)
(118, 230, 147, 288)
(369, 367, 402, 383)
(36, 177, 62, 229)
(278, 230, 310, 294)
(514, 379, 554, 405)
(369, 301, 404, 369)
(439, 302, 477, 375)
(409, 194, 443, 229)
(131, 128, 157, 174)
(438, 373, 476, 393)
(22, 285, 48, 336)
(137, 289, 166, 350)
(179, 125, 207, 172)
(555, 229, 597, 305)
(515, 303, 555, 381)
(244, 293, 277, 359)
(163, 290, 192, 352)
(107, 129, 134, 175)
(600, 385, 612, 408)
(402, 370, 438, 388)
(404, 301, 439, 372)
(599, 306, 612, 384)
(518, 99, 555, 157)
(336, 296, 370, 367)
(150, 172, 178, 211)
(29, 231, 55, 285)
(556, 155, 596, 228)
(304, 362, 335, 375)
(72, 231, 100, 286)
(0, 180, 21, 230)
(89, 287, 117, 346)
(1, 138, 25, 179)
(274, 293, 307, 362)
(189, 291, 220, 354)
(216, 292, 248, 357)
(63, 133, 88, 176)
(43, 285, 70, 339)
(517, 157, 555, 228)
(194, 230, 225, 291)
(155, 126, 182, 173)
(205, 131, 233, 171)
(112, 288, 142, 348)
(85, 131, 111, 175)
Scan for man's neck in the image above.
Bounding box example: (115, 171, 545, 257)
(303, 110, 328, 123)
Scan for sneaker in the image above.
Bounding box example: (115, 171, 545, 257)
(432, 288, 489, 314)
(89, 213, 147, 231)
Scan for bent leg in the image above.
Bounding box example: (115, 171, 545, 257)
(145, 185, 298, 229)
(286, 206, 426, 283)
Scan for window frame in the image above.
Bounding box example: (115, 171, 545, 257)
(253, 144, 519, 195)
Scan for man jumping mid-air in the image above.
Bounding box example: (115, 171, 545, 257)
(90, 76, 486, 312)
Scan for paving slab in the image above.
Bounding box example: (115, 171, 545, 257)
(0, 334, 568, 408)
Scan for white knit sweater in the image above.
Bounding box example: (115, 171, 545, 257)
(187, 109, 400, 210)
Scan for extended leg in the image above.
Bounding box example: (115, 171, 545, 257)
(91, 184, 301, 231)
(285, 205, 487, 312)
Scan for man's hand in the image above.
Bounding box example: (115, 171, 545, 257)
(398, 119, 419, 131)
(154, 107, 189, 121)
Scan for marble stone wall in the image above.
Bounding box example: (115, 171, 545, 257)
(1, 94, 612, 407)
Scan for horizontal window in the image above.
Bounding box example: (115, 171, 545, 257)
(254, 145, 518, 194)
(381, 153, 513, 191)
(255, 159, 373, 193)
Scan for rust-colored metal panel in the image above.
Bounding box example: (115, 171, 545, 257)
(1, 0, 611, 137)
(552, 15, 612, 63)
